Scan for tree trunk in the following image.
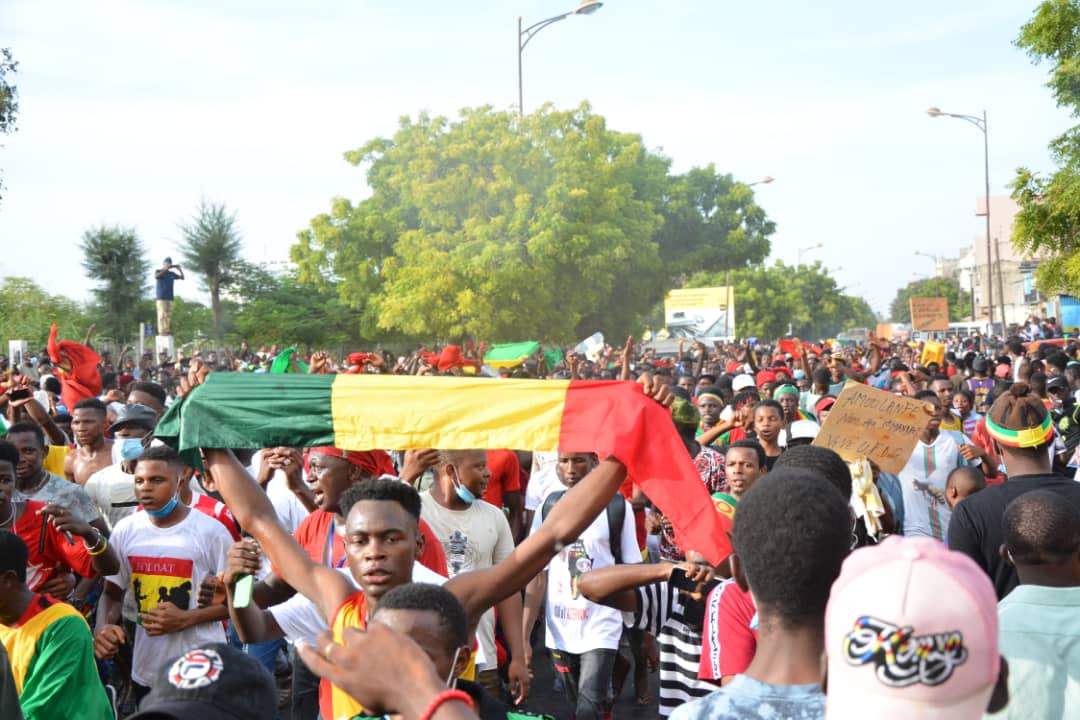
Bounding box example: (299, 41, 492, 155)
(210, 285, 223, 343)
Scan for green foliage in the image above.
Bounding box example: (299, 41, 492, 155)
(1011, 1, 1080, 295)
(136, 297, 214, 342)
(80, 226, 150, 344)
(296, 103, 687, 342)
(1, 47, 19, 203)
(228, 269, 359, 350)
(687, 262, 874, 340)
(656, 165, 774, 278)
(0, 277, 89, 349)
(178, 200, 245, 342)
(888, 276, 972, 323)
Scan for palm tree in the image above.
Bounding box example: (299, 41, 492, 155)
(80, 225, 150, 343)
(178, 200, 244, 342)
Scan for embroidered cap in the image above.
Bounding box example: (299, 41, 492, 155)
(824, 536, 999, 719)
(128, 644, 277, 720)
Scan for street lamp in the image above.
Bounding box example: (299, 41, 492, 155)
(914, 250, 938, 276)
(926, 106, 1000, 331)
(747, 176, 775, 187)
(797, 242, 823, 265)
(518, 1, 602, 117)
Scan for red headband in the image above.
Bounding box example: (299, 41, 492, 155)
(307, 447, 396, 477)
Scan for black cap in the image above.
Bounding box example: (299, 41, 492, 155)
(128, 644, 276, 720)
(1047, 375, 1069, 394)
(973, 357, 989, 373)
(110, 403, 158, 432)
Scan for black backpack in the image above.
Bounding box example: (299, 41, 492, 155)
(540, 490, 627, 565)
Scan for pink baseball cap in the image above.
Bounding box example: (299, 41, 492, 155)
(824, 536, 999, 719)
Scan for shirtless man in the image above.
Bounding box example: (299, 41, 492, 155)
(64, 399, 113, 486)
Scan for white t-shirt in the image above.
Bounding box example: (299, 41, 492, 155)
(269, 562, 446, 646)
(420, 493, 515, 670)
(106, 507, 233, 686)
(532, 490, 640, 654)
(249, 450, 310, 535)
(524, 451, 560, 512)
(85, 463, 139, 531)
(899, 432, 971, 541)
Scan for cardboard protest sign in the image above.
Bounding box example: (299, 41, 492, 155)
(813, 381, 934, 474)
(909, 297, 949, 332)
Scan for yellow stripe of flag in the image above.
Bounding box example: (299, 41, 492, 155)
(330, 374, 571, 452)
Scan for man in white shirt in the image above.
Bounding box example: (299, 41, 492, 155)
(92, 446, 232, 703)
(419, 449, 525, 696)
(523, 452, 640, 720)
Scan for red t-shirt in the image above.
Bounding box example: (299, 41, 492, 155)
(482, 450, 522, 509)
(287, 509, 449, 577)
(699, 580, 758, 680)
(970, 418, 1005, 486)
(12, 499, 94, 592)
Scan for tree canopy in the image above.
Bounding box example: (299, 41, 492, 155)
(293, 102, 775, 343)
(1011, 1, 1080, 296)
(0, 277, 88, 348)
(888, 276, 972, 324)
(179, 200, 245, 342)
(80, 225, 150, 344)
(686, 262, 876, 340)
(1, 47, 18, 203)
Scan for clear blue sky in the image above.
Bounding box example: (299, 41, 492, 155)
(0, 0, 1071, 320)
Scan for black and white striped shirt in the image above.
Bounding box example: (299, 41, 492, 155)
(631, 580, 720, 716)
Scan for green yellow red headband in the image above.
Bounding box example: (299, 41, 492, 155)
(698, 392, 723, 405)
(985, 412, 1053, 449)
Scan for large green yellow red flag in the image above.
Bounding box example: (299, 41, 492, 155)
(155, 373, 731, 564)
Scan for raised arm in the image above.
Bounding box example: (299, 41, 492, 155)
(577, 562, 673, 612)
(202, 448, 353, 623)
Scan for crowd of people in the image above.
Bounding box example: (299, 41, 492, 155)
(0, 325, 1079, 720)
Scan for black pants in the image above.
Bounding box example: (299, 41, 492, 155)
(291, 645, 321, 720)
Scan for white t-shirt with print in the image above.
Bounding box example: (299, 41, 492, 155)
(531, 490, 640, 654)
(899, 431, 971, 540)
(85, 462, 139, 531)
(106, 507, 233, 687)
(420, 493, 514, 670)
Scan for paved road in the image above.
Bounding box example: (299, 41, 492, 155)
(513, 645, 662, 719)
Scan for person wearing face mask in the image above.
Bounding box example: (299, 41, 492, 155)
(420, 450, 526, 699)
(93, 445, 233, 707)
(84, 403, 158, 531)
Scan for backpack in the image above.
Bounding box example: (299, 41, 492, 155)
(540, 490, 626, 565)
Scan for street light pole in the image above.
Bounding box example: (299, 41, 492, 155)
(927, 107, 997, 333)
(797, 242, 823, 266)
(518, 1, 603, 117)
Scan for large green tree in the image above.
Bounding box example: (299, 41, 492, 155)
(226, 263, 358, 350)
(0, 277, 89, 349)
(656, 165, 775, 279)
(80, 226, 150, 343)
(1, 47, 18, 203)
(888, 276, 972, 323)
(294, 103, 672, 342)
(178, 200, 245, 342)
(1011, 1, 1080, 295)
(686, 262, 875, 340)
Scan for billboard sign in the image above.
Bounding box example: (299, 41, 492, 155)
(664, 287, 734, 340)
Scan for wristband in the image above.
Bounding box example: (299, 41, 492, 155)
(419, 689, 474, 720)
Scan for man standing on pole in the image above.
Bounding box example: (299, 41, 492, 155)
(154, 257, 184, 337)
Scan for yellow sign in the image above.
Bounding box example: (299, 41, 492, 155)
(664, 287, 734, 339)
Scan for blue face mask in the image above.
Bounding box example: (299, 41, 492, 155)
(450, 466, 475, 505)
(145, 493, 179, 519)
(112, 437, 145, 464)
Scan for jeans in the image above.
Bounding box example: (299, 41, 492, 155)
(549, 648, 617, 720)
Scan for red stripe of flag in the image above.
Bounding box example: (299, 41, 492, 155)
(558, 380, 732, 566)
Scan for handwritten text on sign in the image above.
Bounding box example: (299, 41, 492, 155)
(813, 382, 934, 474)
(909, 297, 949, 332)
